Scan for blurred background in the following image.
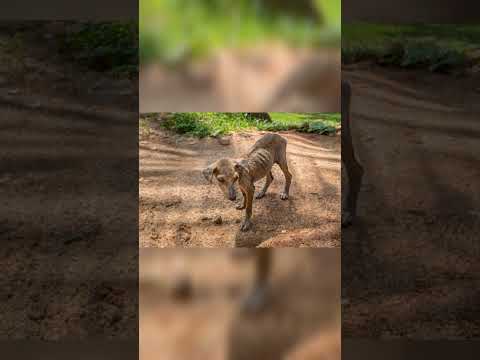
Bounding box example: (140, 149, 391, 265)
(140, 249, 340, 360)
(139, 0, 340, 112)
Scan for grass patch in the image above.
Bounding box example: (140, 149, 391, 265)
(141, 112, 340, 137)
(342, 23, 480, 73)
(140, 0, 340, 65)
(60, 21, 138, 77)
(139, 117, 152, 136)
(265, 112, 340, 134)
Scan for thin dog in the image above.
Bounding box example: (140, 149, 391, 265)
(203, 133, 292, 231)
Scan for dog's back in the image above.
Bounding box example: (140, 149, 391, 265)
(239, 133, 287, 182)
(248, 133, 287, 164)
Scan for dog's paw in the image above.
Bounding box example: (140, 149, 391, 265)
(240, 219, 253, 232)
(280, 192, 289, 200)
(236, 204, 246, 210)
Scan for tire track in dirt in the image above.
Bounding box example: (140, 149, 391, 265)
(139, 129, 340, 248)
(0, 104, 137, 339)
(342, 66, 480, 338)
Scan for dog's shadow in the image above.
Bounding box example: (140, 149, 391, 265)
(233, 192, 323, 247)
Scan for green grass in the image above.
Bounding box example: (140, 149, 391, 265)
(266, 112, 340, 133)
(140, 0, 340, 65)
(141, 112, 340, 137)
(60, 22, 138, 76)
(342, 23, 480, 72)
(139, 117, 152, 136)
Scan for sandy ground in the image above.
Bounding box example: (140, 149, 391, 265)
(342, 64, 480, 338)
(0, 103, 138, 339)
(0, 25, 138, 339)
(140, 47, 339, 113)
(343, 339, 480, 360)
(140, 249, 340, 360)
(139, 127, 340, 248)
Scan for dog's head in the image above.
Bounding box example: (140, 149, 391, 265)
(203, 159, 240, 201)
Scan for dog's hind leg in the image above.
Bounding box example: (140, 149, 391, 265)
(256, 171, 274, 199)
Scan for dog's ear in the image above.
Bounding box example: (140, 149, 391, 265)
(202, 165, 217, 183)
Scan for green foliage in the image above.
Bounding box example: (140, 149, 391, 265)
(405, 42, 463, 71)
(61, 22, 138, 75)
(314, 0, 341, 28)
(148, 112, 340, 137)
(342, 23, 479, 73)
(163, 112, 212, 137)
(140, 0, 340, 65)
(139, 117, 152, 136)
(0, 33, 27, 78)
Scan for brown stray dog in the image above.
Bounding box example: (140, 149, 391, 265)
(203, 133, 292, 231)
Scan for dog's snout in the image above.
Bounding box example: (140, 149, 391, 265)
(228, 186, 237, 201)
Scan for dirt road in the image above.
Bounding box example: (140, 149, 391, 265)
(139, 127, 340, 248)
(140, 47, 339, 113)
(0, 26, 138, 338)
(342, 64, 480, 338)
(140, 249, 340, 360)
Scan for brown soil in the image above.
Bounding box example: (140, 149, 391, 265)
(0, 24, 137, 339)
(139, 127, 340, 248)
(140, 249, 340, 360)
(140, 46, 339, 113)
(342, 64, 480, 339)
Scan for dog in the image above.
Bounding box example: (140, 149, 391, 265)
(203, 133, 292, 231)
(341, 80, 364, 227)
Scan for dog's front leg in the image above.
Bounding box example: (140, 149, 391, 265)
(236, 189, 247, 210)
(240, 185, 254, 231)
(241, 249, 271, 313)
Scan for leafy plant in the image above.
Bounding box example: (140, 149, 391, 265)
(1, 33, 27, 79)
(314, 0, 341, 28)
(61, 22, 138, 75)
(401, 41, 466, 72)
(140, 0, 340, 65)
(302, 121, 336, 134)
(343, 23, 478, 73)
(148, 112, 341, 137)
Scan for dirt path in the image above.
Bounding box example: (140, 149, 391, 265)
(0, 26, 138, 338)
(0, 27, 137, 112)
(139, 127, 340, 248)
(342, 64, 480, 338)
(140, 47, 339, 113)
(0, 101, 138, 339)
(140, 249, 340, 360)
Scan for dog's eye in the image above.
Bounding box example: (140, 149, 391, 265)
(217, 177, 224, 183)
